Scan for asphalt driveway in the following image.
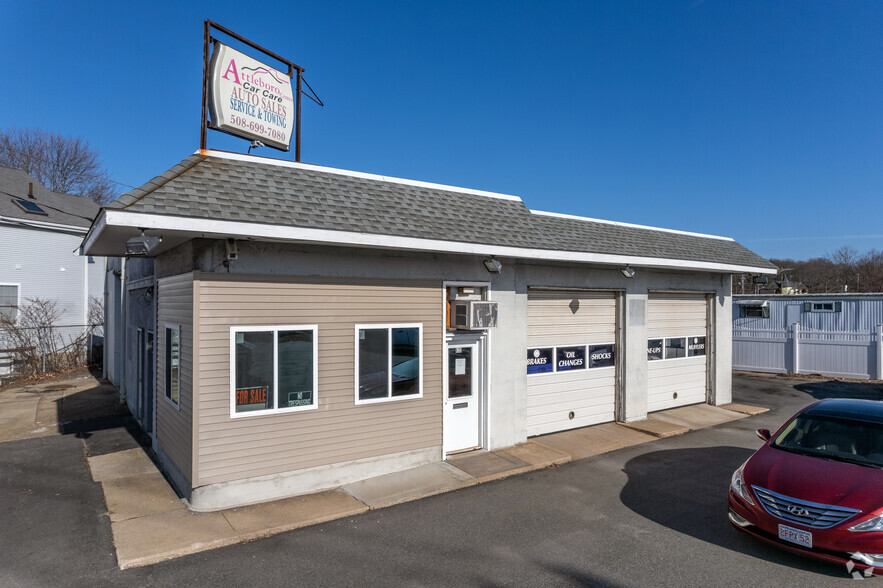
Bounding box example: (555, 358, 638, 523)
(2, 372, 881, 586)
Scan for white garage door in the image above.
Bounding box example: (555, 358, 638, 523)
(526, 289, 617, 436)
(647, 293, 708, 412)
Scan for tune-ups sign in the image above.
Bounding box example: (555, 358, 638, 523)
(209, 43, 295, 150)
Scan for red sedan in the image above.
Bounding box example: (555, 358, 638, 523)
(728, 398, 883, 574)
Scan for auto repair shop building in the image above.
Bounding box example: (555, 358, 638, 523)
(83, 150, 776, 510)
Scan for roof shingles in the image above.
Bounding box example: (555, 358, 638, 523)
(109, 153, 774, 270)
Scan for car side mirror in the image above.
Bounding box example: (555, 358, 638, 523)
(756, 428, 771, 442)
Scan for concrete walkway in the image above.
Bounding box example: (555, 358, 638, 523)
(0, 372, 767, 570)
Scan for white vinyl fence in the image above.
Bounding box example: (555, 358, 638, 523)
(733, 324, 883, 380)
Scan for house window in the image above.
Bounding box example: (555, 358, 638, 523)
(356, 324, 422, 404)
(0, 284, 19, 322)
(230, 325, 318, 417)
(165, 325, 181, 407)
(805, 301, 841, 313)
(740, 305, 769, 318)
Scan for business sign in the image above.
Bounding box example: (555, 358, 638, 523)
(647, 339, 664, 361)
(527, 347, 554, 374)
(556, 346, 586, 371)
(687, 336, 706, 357)
(209, 43, 294, 150)
(589, 344, 615, 369)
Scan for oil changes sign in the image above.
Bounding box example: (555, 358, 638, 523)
(210, 43, 294, 150)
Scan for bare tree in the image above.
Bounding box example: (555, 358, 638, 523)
(0, 298, 90, 377)
(0, 127, 118, 206)
(747, 248, 883, 295)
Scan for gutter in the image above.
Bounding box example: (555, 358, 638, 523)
(0, 214, 89, 235)
(86, 209, 778, 275)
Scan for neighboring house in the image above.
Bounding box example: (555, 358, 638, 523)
(733, 293, 883, 380)
(0, 166, 104, 378)
(84, 150, 775, 511)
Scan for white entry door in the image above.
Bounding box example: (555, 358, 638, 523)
(444, 343, 480, 454)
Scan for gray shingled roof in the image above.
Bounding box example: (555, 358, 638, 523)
(0, 166, 98, 228)
(107, 153, 775, 270)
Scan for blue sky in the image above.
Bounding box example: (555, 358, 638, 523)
(3, 1, 881, 261)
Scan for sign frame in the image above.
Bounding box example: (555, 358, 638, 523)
(201, 20, 304, 159)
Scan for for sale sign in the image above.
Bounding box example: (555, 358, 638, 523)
(209, 43, 294, 150)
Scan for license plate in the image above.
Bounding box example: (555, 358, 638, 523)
(778, 524, 812, 549)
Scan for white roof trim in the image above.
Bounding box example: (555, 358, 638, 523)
(81, 210, 106, 253)
(0, 214, 88, 234)
(530, 210, 734, 242)
(92, 209, 777, 275)
(199, 150, 524, 203)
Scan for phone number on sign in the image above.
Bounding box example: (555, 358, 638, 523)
(230, 116, 286, 142)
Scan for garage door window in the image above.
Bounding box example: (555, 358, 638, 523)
(527, 343, 615, 374)
(650, 336, 707, 361)
(665, 337, 687, 359)
(647, 339, 664, 361)
(230, 325, 318, 417)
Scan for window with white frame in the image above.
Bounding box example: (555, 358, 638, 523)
(230, 325, 317, 417)
(165, 325, 181, 407)
(356, 324, 422, 403)
(0, 284, 19, 322)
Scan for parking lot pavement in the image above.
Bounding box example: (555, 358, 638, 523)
(2, 372, 880, 585)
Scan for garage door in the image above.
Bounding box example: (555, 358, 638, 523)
(647, 293, 708, 412)
(526, 289, 617, 436)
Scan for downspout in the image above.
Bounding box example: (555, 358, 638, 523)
(103, 258, 109, 380)
(83, 253, 89, 363)
(119, 257, 127, 405)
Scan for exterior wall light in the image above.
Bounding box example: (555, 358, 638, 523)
(125, 229, 162, 256)
(620, 266, 636, 279)
(483, 258, 503, 273)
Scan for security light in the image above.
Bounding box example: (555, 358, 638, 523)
(483, 258, 502, 273)
(620, 266, 636, 279)
(125, 230, 162, 256)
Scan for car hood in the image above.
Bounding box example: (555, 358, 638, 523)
(745, 445, 883, 511)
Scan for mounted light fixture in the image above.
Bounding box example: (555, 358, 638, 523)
(483, 258, 503, 273)
(620, 266, 636, 279)
(125, 229, 162, 256)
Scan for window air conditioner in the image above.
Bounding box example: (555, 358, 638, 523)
(451, 301, 498, 330)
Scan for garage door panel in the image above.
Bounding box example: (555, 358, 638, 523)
(648, 359, 706, 378)
(527, 292, 615, 346)
(527, 402, 616, 435)
(526, 374, 615, 408)
(528, 395, 616, 419)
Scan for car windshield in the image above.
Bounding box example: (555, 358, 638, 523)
(772, 414, 883, 468)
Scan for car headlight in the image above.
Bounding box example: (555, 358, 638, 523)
(731, 461, 755, 505)
(850, 514, 883, 532)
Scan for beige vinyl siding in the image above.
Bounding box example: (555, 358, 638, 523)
(526, 289, 617, 436)
(647, 292, 708, 412)
(194, 274, 442, 487)
(156, 272, 195, 484)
